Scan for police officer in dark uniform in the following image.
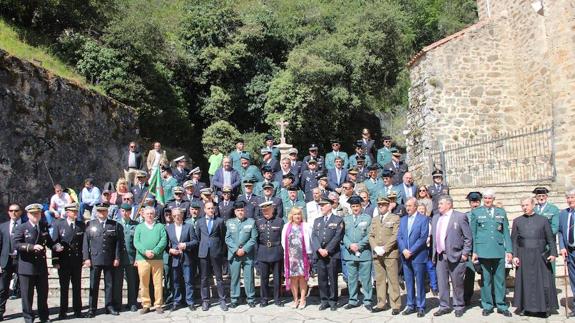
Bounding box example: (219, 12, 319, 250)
(172, 156, 191, 185)
(13, 203, 58, 323)
(302, 144, 325, 172)
(51, 203, 85, 319)
(236, 179, 260, 219)
(428, 170, 450, 215)
(300, 158, 320, 202)
(311, 197, 344, 311)
(83, 203, 123, 317)
(255, 201, 284, 307)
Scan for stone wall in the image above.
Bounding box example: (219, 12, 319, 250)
(0, 50, 138, 211)
(406, 0, 575, 190)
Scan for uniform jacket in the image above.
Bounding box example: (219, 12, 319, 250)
(376, 147, 392, 169)
(172, 167, 190, 185)
(428, 183, 449, 214)
(432, 210, 473, 263)
(218, 200, 235, 221)
(536, 202, 560, 235)
(131, 182, 150, 204)
(302, 155, 325, 172)
(255, 216, 284, 262)
(82, 219, 123, 266)
(383, 160, 408, 186)
(225, 217, 258, 260)
(50, 219, 85, 267)
(397, 213, 429, 263)
(325, 151, 349, 170)
(118, 217, 139, 265)
(469, 206, 511, 258)
(195, 216, 225, 258)
(236, 194, 260, 219)
(255, 196, 284, 221)
(369, 211, 400, 259)
(311, 213, 344, 259)
(261, 159, 280, 174)
(342, 213, 373, 261)
(166, 222, 198, 267)
(14, 221, 55, 275)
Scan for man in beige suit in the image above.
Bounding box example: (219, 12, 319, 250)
(146, 142, 169, 172)
(369, 196, 401, 314)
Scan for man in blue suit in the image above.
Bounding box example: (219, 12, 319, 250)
(166, 208, 198, 311)
(327, 157, 348, 191)
(558, 189, 575, 317)
(212, 157, 241, 196)
(394, 172, 417, 206)
(397, 197, 429, 317)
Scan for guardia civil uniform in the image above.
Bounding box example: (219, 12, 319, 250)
(470, 205, 512, 314)
(225, 202, 258, 307)
(342, 196, 373, 309)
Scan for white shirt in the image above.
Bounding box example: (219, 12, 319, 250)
(145, 222, 155, 230)
(223, 170, 231, 187)
(175, 224, 182, 241)
(128, 151, 137, 168)
(153, 151, 162, 167)
(404, 184, 413, 198)
(9, 219, 20, 236)
(306, 201, 322, 224)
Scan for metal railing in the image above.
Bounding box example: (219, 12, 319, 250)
(429, 125, 556, 188)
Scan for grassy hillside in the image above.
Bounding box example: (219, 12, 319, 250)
(0, 19, 103, 93)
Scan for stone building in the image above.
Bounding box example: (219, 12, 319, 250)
(406, 0, 575, 214)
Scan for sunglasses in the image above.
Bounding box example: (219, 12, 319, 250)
(8, 209, 19, 212)
(419, 189, 427, 192)
(130, 145, 136, 148)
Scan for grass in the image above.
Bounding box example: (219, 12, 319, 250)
(0, 19, 105, 94)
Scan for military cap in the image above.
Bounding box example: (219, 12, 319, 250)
(173, 155, 186, 163)
(466, 192, 483, 202)
(368, 164, 379, 171)
(119, 203, 132, 210)
(173, 186, 184, 194)
(533, 187, 550, 195)
(264, 134, 274, 141)
(288, 148, 298, 155)
(432, 170, 443, 177)
(259, 201, 274, 208)
(25, 203, 43, 213)
(240, 153, 251, 161)
(381, 169, 394, 178)
(382, 135, 392, 141)
(190, 201, 201, 209)
(64, 202, 79, 211)
(95, 203, 110, 211)
(376, 196, 391, 204)
(387, 191, 398, 200)
(348, 167, 359, 175)
(287, 185, 298, 191)
(136, 170, 148, 178)
(164, 207, 172, 213)
(222, 186, 232, 193)
(145, 195, 156, 201)
(308, 144, 319, 151)
(331, 138, 341, 145)
(355, 140, 363, 148)
(199, 187, 213, 195)
(318, 198, 333, 206)
(233, 201, 246, 210)
(261, 165, 273, 173)
(348, 195, 362, 205)
(317, 173, 328, 181)
(189, 167, 201, 174)
(260, 148, 272, 155)
(243, 178, 256, 185)
(307, 158, 317, 164)
(390, 147, 401, 156)
(282, 173, 295, 181)
(262, 182, 275, 190)
(183, 180, 194, 188)
(356, 155, 365, 162)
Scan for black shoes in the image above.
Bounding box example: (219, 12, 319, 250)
(371, 306, 384, 313)
(130, 305, 138, 312)
(364, 305, 373, 312)
(482, 309, 493, 316)
(344, 303, 359, 310)
(85, 311, 96, 318)
(417, 309, 425, 317)
(202, 302, 209, 311)
(260, 300, 268, 308)
(220, 301, 228, 311)
(497, 309, 512, 317)
(275, 301, 284, 307)
(189, 304, 196, 311)
(319, 303, 330, 311)
(248, 302, 256, 308)
(391, 309, 400, 315)
(105, 307, 119, 316)
(402, 307, 416, 315)
(330, 304, 337, 311)
(57, 314, 67, 320)
(433, 308, 451, 316)
(455, 310, 464, 317)
(229, 302, 238, 309)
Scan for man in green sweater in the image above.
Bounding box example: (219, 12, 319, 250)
(134, 206, 168, 314)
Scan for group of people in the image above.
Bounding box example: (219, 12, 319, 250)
(2, 129, 575, 323)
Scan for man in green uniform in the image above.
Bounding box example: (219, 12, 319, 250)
(282, 186, 307, 222)
(342, 196, 373, 312)
(115, 204, 140, 312)
(225, 201, 258, 308)
(238, 154, 263, 189)
(533, 186, 560, 273)
(229, 139, 250, 172)
(325, 139, 349, 170)
(376, 135, 393, 169)
(463, 192, 482, 306)
(470, 189, 512, 317)
(363, 165, 384, 204)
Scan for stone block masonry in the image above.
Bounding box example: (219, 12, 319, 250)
(0, 49, 138, 210)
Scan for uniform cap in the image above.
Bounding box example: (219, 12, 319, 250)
(466, 192, 482, 202)
(25, 203, 43, 213)
(318, 198, 333, 206)
(376, 196, 391, 204)
(262, 182, 275, 190)
(288, 148, 298, 155)
(183, 180, 194, 188)
(119, 203, 133, 210)
(95, 203, 110, 211)
(532, 187, 549, 195)
(173, 156, 186, 163)
(199, 187, 213, 195)
(348, 195, 362, 205)
(222, 186, 232, 193)
(233, 201, 246, 210)
(64, 202, 79, 211)
(259, 201, 274, 208)
(432, 170, 443, 177)
(173, 186, 184, 194)
(308, 144, 319, 151)
(136, 170, 148, 177)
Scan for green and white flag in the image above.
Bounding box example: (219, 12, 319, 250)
(148, 167, 165, 205)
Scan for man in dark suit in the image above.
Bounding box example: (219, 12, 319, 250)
(397, 198, 429, 317)
(123, 141, 144, 185)
(311, 198, 344, 311)
(428, 170, 449, 215)
(431, 195, 472, 317)
(166, 208, 198, 311)
(558, 188, 575, 317)
(212, 157, 242, 196)
(195, 202, 227, 311)
(190, 168, 207, 199)
(255, 201, 284, 307)
(256, 183, 284, 220)
(288, 148, 303, 181)
(383, 148, 408, 186)
(131, 171, 149, 204)
(260, 148, 280, 173)
(302, 144, 325, 172)
(83, 203, 123, 317)
(13, 203, 58, 323)
(172, 156, 191, 185)
(218, 187, 235, 221)
(327, 157, 348, 191)
(275, 158, 300, 187)
(0, 203, 23, 320)
(51, 203, 85, 319)
(236, 179, 260, 219)
(300, 158, 320, 202)
(165, 186, 190, 219)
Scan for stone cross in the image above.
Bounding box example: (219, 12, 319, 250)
(276, 118, 289, 144)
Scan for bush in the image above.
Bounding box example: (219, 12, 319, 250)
(201, 121, 241, 159)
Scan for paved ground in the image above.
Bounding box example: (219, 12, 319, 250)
(4, 283, 574, 323)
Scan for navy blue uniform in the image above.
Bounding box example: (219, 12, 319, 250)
(255, 216, 284, 305)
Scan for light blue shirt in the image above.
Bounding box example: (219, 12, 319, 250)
(81, 187, 101, 206)
(407, 213, 416, 236)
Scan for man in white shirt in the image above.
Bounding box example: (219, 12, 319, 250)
(46, 184, 72, 225)
(306, 188, 323, 224)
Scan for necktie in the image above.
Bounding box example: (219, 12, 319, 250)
(101, 221, 105, 230)
(489, 208, 494, 217)
(569, 211, 574, 245)
(207, 218, 213, 234)
(324, 216, 329, 224)
(10, 221, 16, 236)
(70, 222, 75, 230)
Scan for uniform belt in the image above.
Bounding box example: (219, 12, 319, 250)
(263, 241, 280, 247)
(10, 255, 17, 259)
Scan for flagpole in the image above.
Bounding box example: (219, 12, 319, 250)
(133, 189, 150, 222)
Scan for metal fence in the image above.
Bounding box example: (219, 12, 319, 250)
(430, 126, 556, 188)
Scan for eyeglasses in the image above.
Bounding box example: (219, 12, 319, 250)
(342, 186, 352, 190)
(8, 209, 19, 212)
(419, 189, 427, 192)
(130, 145, 136, 148)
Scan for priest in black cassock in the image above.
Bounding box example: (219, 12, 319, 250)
(511, 197, 558, 317)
